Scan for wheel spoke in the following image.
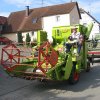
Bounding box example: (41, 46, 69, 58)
(3, 59, 9, 63)
(13, 58, 18, 63)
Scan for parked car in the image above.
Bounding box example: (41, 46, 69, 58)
(0, 36, 13, 45)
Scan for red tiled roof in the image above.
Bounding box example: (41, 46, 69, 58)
(4, 2, 81, 33)
(44, 2, 78, 16)
(5, 7, 47, 33)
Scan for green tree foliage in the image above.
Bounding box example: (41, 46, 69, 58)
(26, 33, 31, 45)
(17, 33, 23, 43)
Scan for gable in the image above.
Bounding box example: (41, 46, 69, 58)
(70, 5, 80, 25)
(4, 2, 81, 33)
(80, 8, 100, 24)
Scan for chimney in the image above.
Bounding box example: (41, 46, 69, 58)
(26, 6, 29, 17)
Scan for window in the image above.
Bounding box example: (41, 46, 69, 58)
(57, 29, 61, 36)
(56, 16, 60, 22)
(32, 18, 37, 24)
(31, 31, 34, 36)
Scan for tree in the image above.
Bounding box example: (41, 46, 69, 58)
(26, 33, 31, 45)
(17, 33, 23, 44)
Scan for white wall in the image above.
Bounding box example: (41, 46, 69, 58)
(43, 14, 70, 41)
(80, 13, 100, 39)
(3, 31, 37, 43)
(3, 33, 17, 42)
(22, 31, 37, 42)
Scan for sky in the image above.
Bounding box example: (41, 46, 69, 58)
(0, 0, 100, 22)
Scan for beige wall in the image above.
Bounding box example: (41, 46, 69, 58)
(3, 31, 37, 42)
(70, 5, 80, 25)
(2, 31, 37, 43)
(3, 33, 17, 42)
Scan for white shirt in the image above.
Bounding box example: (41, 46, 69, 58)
(71, 32, 80, 40)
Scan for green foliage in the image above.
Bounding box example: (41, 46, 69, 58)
(17, 33, 23, 43)
(37, 30, 47, 45)
(26, 33, 31, 45)
(52, 37, 57, 45)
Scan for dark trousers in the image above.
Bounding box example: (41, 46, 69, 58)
(77, 43, 82, 54)
(66, 43, 82, 53)
(66, 43, 72, 52)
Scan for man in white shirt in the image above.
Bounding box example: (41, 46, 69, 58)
(71, 29, 80, 40)
(71, 27, 83, 54)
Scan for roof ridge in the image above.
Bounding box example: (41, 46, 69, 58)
(8, 2, 76, 14)
(4, 2, 80, 33)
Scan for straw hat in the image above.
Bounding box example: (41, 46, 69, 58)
(72, 26, 77, 29)
(72, 26, 78, 31)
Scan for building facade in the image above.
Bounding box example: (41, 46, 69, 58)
(2, 2, 81, 42)
(80, 8, 100, 40)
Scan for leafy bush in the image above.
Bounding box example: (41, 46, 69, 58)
(26, 33, 31, 45)
(17, 33, 23, 44)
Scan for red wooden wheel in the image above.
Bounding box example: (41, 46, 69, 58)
(38, 41, 58, 74)
(1, 44, 20, 71)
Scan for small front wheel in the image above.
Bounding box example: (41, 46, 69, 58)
(68, 65, 79, 84)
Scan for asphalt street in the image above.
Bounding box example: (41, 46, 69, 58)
(0, 63, 100, 100)
(0, 45, 100, 100)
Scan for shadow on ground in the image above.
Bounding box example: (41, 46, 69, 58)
(0, 64, 100, 100)
(33, 64, 100, 92)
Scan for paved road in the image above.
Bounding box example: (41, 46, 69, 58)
(0, 63, 100, 100)
(0, 45, 100, 100)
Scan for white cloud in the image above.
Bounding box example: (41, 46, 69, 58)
(41, 0, 71, 7)
(78, 0, 100, 14)
(4, 0, 48, 8)
(90, 1, 100, 14)
(3, 0, 100, 16)
(4, 0, 72, 8)
(5, 0, 32, 7)
(0, 12, 10, 17)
